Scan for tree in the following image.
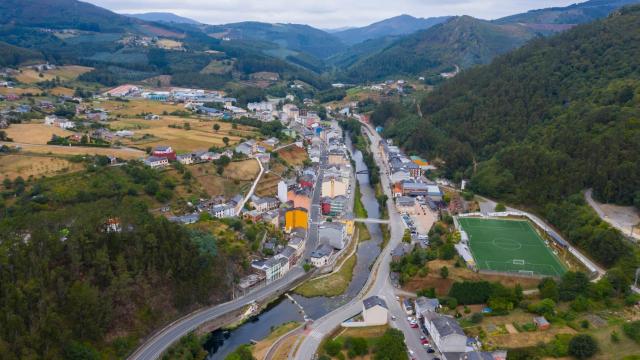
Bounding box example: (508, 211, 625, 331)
(374, 329, 407, 360)
(494, 203, 506, 212)
(183, 122, 191, 130)
(225, 344, 255, 360)
(471, 312, 484, 324)
(324, 339, 342, 357)
(402, 229, 412, 243)
(568, 334, 598, 359)
(213, 123, 221, 132)
(440, 266, 449, 279)
(223, 137, 230, 146)
(538, 278, 559, 301)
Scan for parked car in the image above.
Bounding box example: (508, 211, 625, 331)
(427, 348, 435, 353)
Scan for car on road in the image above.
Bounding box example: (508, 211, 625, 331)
(391, 315, 396, 321)
(427, 347, 435, 353)
(410, 322, 419, 328)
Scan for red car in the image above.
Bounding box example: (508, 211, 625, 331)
(420, 338, 429, 345)
(410, 322, 419, 328)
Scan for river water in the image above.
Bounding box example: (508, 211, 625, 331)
(208, 138, 382, 359)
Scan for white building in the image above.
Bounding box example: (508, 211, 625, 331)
(144, 156, 169, 168)
(362, 296, 388, 326)
(423, 312, 467, 353)
(210, 204, 236, 218)
(252, 257, 288, 283)
(248, 101, 273, 112)
(277, 181, 288, 203)
(310, 244, 333, 267)
(319, 222, 347, 250)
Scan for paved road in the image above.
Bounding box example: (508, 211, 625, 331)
(129, 267, 306, 360)
(585, 189, 640, 241)
(235, 157, 265, 215)
(293, 121, 437, 360)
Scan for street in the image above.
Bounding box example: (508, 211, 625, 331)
(293, 121, 439, 360)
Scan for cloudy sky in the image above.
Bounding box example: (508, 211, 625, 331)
(88, 0, 584, 28)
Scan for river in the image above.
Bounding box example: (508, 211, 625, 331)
(208, 136, 382, 359)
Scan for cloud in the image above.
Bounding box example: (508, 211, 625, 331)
(89, 0, 583, 28)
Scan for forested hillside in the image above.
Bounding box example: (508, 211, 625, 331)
(341, 16, 537, 82)
(0, 41, 43, 66)
(375, 6, 640, 272)
(0, 161, 257, 358)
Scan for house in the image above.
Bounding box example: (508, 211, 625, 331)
(144, 156, 169, 168)
(251, 197, 279, 212)
(152, 145, 176, 161)
(318, 221, 347, 250)
(310, 244, 333, 267)
(534, 316, 550, 330)
(145, 114, 161, 120)
(287, 235, 305, 257)
(284, 208, 308, 232)
(177, 153, 194, 165)
(44, 115, 75, 130)
(401, 181, 430, 197)
(277, 246, 298, 268)
(415, 297, 440, 317)
(210, 204, 236, 218)
(86, 111, 108, 121)
(423, 312, 467, 353)
(252, 257, 288, 283)
(235, 142, 254, 156)
(396, 196, 417, 214)
(362, 296, 388, 326)
(263, 137, 279, 147)
(248, 101, 273, 112)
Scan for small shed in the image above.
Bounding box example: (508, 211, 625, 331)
(534, 316, 550, 330)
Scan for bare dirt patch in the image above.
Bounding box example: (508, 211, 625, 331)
(4, 123, 75, 144)
(0, 154, 83, 180)
(277, 146, 308, 167)
(403, 259, 540, 296)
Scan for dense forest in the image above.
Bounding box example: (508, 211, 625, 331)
(0, 161, 254, 358)
(374, 6, 640, 274)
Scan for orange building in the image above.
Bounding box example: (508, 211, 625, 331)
(287, 188, 312, 211)
(285, 208, 309, 232)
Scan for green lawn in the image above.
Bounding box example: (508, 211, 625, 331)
(458, 217, 566, 277)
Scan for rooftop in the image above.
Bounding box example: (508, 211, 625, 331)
(363, 296, 388, 310)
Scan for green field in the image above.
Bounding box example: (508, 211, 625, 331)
(458, 217, 566, 277)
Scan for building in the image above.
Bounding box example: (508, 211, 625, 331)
(277, 246, 298, 268)
(252, 257, 288, 283)
(321, 177, 347, 198)
(321, 195, 348, 216)
(415, 297, 440, 317)
(288, 235, 305, 257)
(310, 244, 333, 267)
(152, 146, 177, 161)
(534, 316, 550, 330)
(328, 150, 348, 166)
(144, 156, 169, 168)
(177, 153, 194, 165)
(44, 115, 75, 130)
(104, 84, 139, 97)
(277, 181, 288, 203)
(210, 204, 236, 218)
(396, 196, 417, 214)
(401, 181, 430, 197)
(423, 312, 467, 353)
(319, 221, 347, 250)
(248, 101, 273, 112)
(287, 187, 311, 211)
(426, 185, 443, 201)
(362, 296, 388, 326)
(235, 141, 254, 156)
(251, 197, 279, 212)
(284, 208, 309, 232)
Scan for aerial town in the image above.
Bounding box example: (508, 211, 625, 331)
(1, 2, 640, 360)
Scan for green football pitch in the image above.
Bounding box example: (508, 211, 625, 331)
(458, 217, 566, 277)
